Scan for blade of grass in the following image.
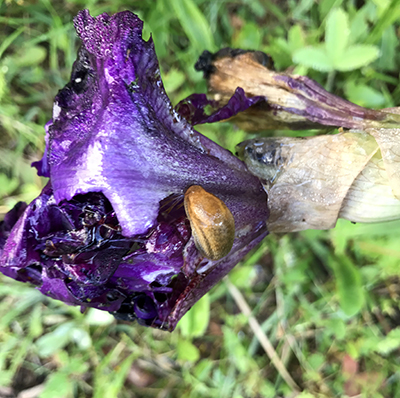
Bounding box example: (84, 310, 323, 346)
(365, 0, 400, 44)
(0, 26, 24, 59)
(225, 278, 301, 393)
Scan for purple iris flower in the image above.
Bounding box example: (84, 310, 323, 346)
(0, 10, 268, 330)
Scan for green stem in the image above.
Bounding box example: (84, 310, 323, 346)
(326, 70, 336, 93)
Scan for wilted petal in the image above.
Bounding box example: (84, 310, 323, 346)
(182, 48, 400, 130)
(176, 87, 264, 125)
(1, 11, 269, 330)
(0, 201, 27, 257)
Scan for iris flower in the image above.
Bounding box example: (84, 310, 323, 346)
(0, 10, 268, 330)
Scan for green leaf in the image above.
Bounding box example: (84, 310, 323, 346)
(40, 372, 73, 398)
(293, 46, 334, 71)
(325, 318, 346, 339)
(366, 0, 400, 44)
(0, 372, 12, 388)
(29, 305, 43, 338)
(308, 353, 325, 371)
(349, 8, 369, 44)
(84, 308, 115, 326)
(242, 0, 267, 18)
(336, 44, 379, 71)
(176, 339, 200, 362)
(229, 265, 254, 288)
(0, 26, 24, 59)
(325, 8, 349, 62)
(222, 326, 250, 373)
(170, 0, 216, 52)
(329, 255, 365, 316)
(292, 0, 314, 20)
(14, 45, 47, 67)
(376, 328, 400, 355)
(70, 327, 92, 350)
(36, 322, 75, 357)
(264, 38, 292, 70)
(288, 25, 306, 53)
(101, 353, 136, 397)
(232, 22, 262, 50)
(373, 0, 391, 15)
(178, 293, 210, 338)
(330, 220, 349, 254)
(64, 356, 89, 375)
(298, 393, 317, 398)
(193, 359, 213, 381)
(0, 174, 18, 198)
(344, 82, 385, 107)
(260, 381, 277, 397)
(377, 26, 397, 71)
(162, 68, 186, 94)
(0, 69, 6, 102)
(319, 0, 344, 19)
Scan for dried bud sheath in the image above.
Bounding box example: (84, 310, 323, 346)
(237, 132, 400, 232)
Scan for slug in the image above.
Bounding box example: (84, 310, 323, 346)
(184, 185, 235, 260)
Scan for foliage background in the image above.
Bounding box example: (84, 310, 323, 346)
(1, 0, 400, 397)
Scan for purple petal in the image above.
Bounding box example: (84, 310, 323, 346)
(36, 10, 258, 238)
(1, 11, 269, 330)
(176, 87, 264, 125)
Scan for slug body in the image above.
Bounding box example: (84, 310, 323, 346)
(184, 185, 235, 260)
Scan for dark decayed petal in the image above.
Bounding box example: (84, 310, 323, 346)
(176, 87, 264, 126)
(1, 10, 269, 330)
(0, 201, 27, 256)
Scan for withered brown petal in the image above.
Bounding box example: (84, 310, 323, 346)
(196, 48, 400, 131)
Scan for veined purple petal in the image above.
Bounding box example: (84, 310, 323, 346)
(34, 10, 260, 238)
(1, 10, 269, 330)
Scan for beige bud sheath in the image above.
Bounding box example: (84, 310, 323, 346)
(237, 131, 400, 233)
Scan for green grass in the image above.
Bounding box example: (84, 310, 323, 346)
(1, 0, 400, 397)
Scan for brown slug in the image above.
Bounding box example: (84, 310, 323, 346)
(184, 185, 235, 260)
